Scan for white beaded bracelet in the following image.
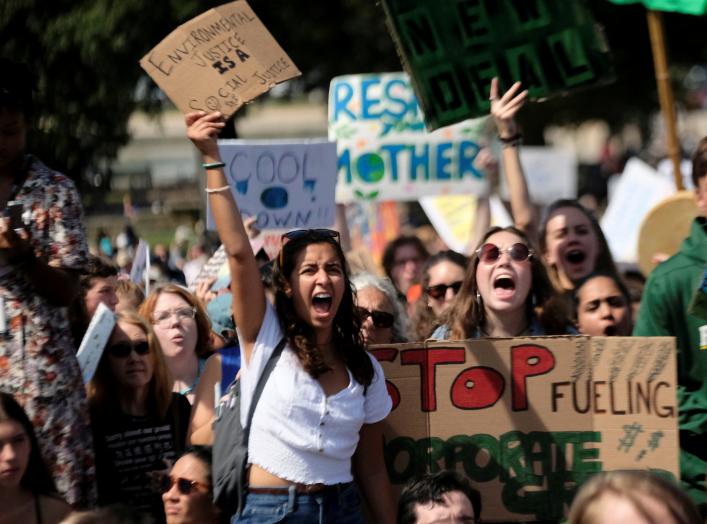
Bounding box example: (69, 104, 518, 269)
(205, 185, 231, 194)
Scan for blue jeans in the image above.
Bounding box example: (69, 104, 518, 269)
(233, 482, 364, 524)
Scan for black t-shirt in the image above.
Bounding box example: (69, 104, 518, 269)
(92, 393, 191, 521)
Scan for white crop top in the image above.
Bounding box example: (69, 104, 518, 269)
(238, 302, 392, 484)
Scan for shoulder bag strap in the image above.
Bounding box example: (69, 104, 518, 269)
(243, 337, 286, 440)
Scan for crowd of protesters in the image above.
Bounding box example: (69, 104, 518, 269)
(2, 55, 707, 524)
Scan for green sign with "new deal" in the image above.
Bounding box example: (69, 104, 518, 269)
(380, 0, 615, 130)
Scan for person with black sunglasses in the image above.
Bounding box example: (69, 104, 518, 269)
(351, 272, 409, 345)
(88, 311, 191, 522)
(186, 111, 395, 523)
(432, 226, 573, 340)
(410, 251, 469, 341)
(162, 446, 221, 524)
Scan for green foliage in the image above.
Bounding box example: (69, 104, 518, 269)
(3, 0, 705, 188)
(1, 0, 223, 182)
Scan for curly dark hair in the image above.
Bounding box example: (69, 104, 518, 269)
(273, 231, 373, 388)
(443, 226, 570, 339)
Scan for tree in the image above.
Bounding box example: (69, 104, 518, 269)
(1, 0, 222, 187)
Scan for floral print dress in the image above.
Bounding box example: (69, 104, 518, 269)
(0, 156, 96, 507)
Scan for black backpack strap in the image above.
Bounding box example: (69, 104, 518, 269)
(243, 337, 286, 440)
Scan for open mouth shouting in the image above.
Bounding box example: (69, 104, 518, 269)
(493, 275, 516, 300)
(312, 292, 333, 316)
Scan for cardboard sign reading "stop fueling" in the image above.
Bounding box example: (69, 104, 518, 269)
(140, 0, 300, 118)
(371, 336, 678, 522)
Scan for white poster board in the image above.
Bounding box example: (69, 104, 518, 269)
(499, 147, 578, 205)
(77, 303, 116, 384)
(328, 73, 490, 202)
(601, 158, 674, 264)
(208, 140, 338, 230)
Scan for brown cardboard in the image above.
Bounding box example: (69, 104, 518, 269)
(140, 0, 300, 118)
(370, 336, 678, 522)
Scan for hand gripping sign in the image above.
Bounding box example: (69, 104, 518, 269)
(140, 0, 300, 118)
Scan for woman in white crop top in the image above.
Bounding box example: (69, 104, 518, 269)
(187, 111, 395, 523)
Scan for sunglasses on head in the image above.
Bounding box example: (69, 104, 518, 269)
(355, 306, 395, 329)
(161, 475, 209, 495)
(425, 281, 463, 300)
(279, 229, 341, 267)
(107, 340, 150, 358)
(475, 242, 533, 263)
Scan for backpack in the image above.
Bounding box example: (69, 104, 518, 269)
(212, 338, 286, 517)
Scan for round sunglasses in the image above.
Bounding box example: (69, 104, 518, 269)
(107, 340, 150, 358)
(475, 243, 533, 264)
(425, 280, 463, 300)
(355, 306, 395, 329)
(161, 475, 210, 495)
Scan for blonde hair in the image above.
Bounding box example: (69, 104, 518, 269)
(115, 279, 145, 311)
(568, 471, 701, 524)
(87, 311, 173, 419)
(139, 283, 212, 358)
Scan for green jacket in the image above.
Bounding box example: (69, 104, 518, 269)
(634, 217, 707, 510)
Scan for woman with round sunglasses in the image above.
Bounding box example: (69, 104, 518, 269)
(432, 226, 572, 340)
(140, 284, 213, 404)
(88, 311, 191, 521)
(186, 111, 394, 523)
(410, 250, 469, 341)
(162, 446, 221, 524)
(0, 392, 71, 524)
(351, 272, 409, 345)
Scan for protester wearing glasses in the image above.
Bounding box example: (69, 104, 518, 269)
(162, 446, 221, 524)
(88, 311, 191, 522)
(410, 251, 468, 341)
(140, 284, 213, 404)
(351, 272, 409, 345)
(432, 227, 572, 340)
(186, 111, 395, 523)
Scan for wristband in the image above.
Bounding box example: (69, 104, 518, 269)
(205, 185, 231, 194)
(499, 133, 522, 147)
(202, 161, 226, 170)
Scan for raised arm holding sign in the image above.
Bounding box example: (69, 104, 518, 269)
(186, 111, 396, 522)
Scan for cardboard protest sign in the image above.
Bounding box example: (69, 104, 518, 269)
(140, 0, 300, 118)
(77, 303, 116, 384)
(329, 73, 490, 202)
(379, 0, 614, 130)
(206, 140, 337, 230)
(601, 158, 674, 265)
(637, 190, 698, 277)
(371, 336, 678, 522)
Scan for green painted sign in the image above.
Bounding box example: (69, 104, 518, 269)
(380, 0, 614, 130)
(607, 0, 707, 15)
